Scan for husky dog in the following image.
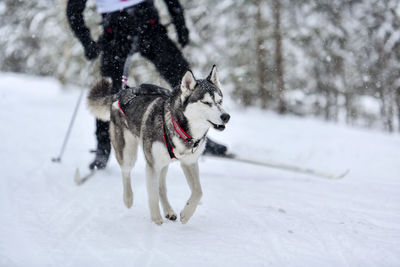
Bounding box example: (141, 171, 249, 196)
(87, 66, 230, 225)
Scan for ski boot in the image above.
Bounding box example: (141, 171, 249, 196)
(203, 138, 228, 156)
(89, 120, 111, 170)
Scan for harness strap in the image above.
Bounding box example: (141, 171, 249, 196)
(171, 114, 192, 141)
(117, 100, 126, 117)
(163, 123, 177, 159)
(169, 113, 204, 152)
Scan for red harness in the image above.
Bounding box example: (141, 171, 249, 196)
(117, 101, 126, 117)
(171, 114, 192, 141)
(162, 114, 194, 159)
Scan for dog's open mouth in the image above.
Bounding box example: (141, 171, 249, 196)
(208, 121, 226, 131)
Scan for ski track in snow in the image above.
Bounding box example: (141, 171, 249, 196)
(0, 73, 399, 267)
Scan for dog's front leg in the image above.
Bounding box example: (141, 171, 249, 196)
(159, 166, 177, 221)
(146, 163, 163, 225)
(180, 162, 203, 224)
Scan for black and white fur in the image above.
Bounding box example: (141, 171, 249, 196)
(87, 66, 230, 225)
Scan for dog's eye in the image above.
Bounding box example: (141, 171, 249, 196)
(201, 101, 212, 107)
(217, 100, 223, 105)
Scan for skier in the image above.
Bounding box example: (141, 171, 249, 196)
(66, 0, 228, 170)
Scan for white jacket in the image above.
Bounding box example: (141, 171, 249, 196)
(95, 0, 146, 13)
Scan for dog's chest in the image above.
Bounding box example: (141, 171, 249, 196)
(172, 136, 205, 160)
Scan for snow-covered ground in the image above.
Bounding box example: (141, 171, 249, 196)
(0, 73, 399, 267)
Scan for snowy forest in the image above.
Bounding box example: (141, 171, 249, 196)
(1, 1, 400, 265)
(1, 0, 400, 132)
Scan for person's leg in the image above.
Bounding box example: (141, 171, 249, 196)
(132, 1, 189, 88)
(89, 11, 132, 170)
(139, 26, 189, 88)
(203, 138, 228, 156)
(89, 119, 111, 170)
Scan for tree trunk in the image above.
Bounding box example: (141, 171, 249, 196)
(333, 89, 339, 122)
(378, 87, 388, 131)
(386, 92, 394, 132)
(255, 0, 269, 109)
(324, 90, 332, 121)
(342, 76, 353, 124)
(344, 92, 353, 125)
(273, 0, 287, 114)
(396, 88, 400, 132)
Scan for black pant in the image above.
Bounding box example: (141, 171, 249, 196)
(99, 1, 189, 91)
(94, 1, 189, 153)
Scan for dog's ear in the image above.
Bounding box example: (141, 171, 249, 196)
(180, 70, 196, 97)
(207, 65, 221, 89)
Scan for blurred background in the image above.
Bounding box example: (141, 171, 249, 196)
(0, 0, 399, 132)
(1, 2, 400, 265)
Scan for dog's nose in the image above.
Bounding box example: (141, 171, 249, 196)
(221, 113, 230, 123)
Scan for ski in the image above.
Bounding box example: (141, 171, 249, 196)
(204, 153, 349, 179)
(74, 154, 348, 185)
(74, 168, 97, 185)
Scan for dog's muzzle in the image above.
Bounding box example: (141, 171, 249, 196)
(209, 113, 230, 131)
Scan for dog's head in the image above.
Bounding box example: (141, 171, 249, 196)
(180, 65, 230, 131)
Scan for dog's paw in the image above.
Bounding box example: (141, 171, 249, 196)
(180, 212, 188, 224)
(180, 210, 192, 224)
(123, 191, 133, 208)
(180, 203, 198, 224)
(166, 212, 177, 221)
(152, 216, 163, 225)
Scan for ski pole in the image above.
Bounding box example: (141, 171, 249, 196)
(52, 62, 94, 163)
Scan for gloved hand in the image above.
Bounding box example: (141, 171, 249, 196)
(83, 40, 100, 60)
(176, 25, 189, 48)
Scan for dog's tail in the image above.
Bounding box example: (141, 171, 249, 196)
(87, 78, 114, 121)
